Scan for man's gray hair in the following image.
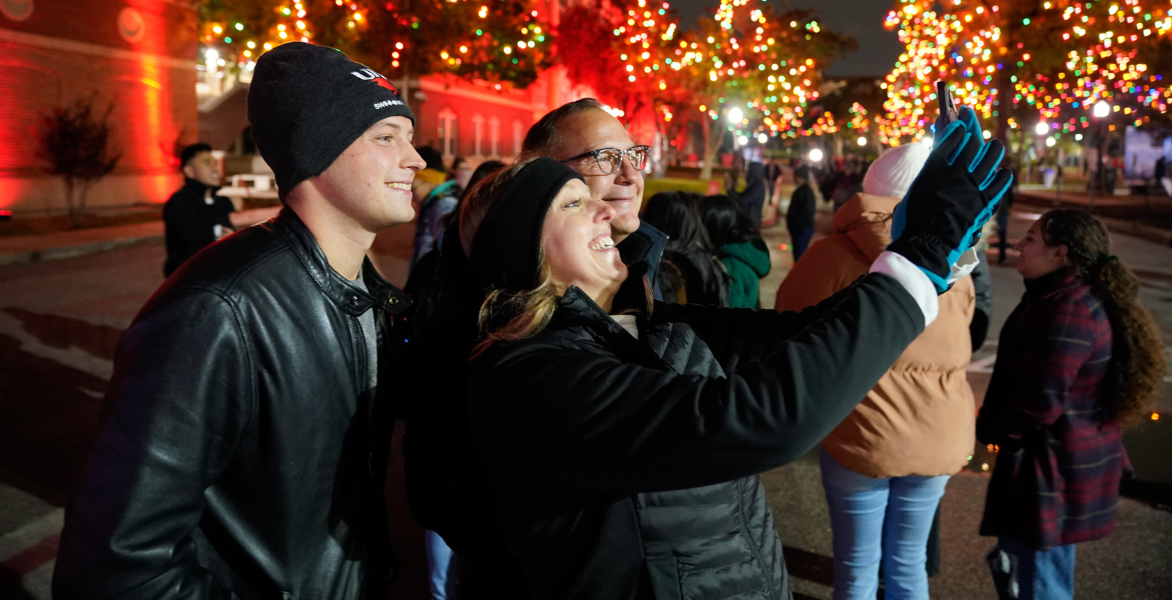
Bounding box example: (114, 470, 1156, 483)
(521, 98, 605, 159)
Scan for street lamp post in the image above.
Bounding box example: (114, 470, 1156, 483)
(1090, 100, 1111, 214)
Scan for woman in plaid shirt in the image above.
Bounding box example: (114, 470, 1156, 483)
(977, 209, 1165, 600)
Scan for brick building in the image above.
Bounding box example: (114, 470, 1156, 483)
(0, 0, 198, 216)
(199, 66, 588, 178)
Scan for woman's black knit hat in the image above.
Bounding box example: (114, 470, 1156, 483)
(247, 42, 415, 195)
(470, 158, 584, 291)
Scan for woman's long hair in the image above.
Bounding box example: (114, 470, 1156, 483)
(642, 191, 714, 254)
(1039, 209, 1166, 423)
(474, 259, 564, 356)
(699, 194, 760, 248)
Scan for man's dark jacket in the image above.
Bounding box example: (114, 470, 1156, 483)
(53, 208, 411, 600)
(785, 182, 816, 234)
(402, 222, 665, 597)
(163, 178, 236, 276)
(468, 274, 925, 599)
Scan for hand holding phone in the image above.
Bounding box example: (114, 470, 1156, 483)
(936, 80, 959, 128)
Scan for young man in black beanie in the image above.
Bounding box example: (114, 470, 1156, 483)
(54, 42, 422, 600)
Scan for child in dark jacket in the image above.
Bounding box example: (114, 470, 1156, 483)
(978, 209, 1165, 600)
(699, 194, 771, 309)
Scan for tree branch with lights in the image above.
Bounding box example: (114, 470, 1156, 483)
(878, 0, 1172, 153)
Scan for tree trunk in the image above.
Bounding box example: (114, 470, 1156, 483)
(700, 115, 719, 181)
(63, 177, 81, 228)
(75, 179, 92, 228)
(400, 68, 411, 113)
(996, 70, 1012, 152)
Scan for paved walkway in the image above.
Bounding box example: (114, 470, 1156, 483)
(1, 200, 1169, 600)
(0, 208, 281, 268)
(1014, 185, 1172, 245)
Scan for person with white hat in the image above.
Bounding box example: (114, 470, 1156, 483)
(774, 142, 978, 600)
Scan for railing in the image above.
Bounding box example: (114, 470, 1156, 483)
(196, 61, 255, 110)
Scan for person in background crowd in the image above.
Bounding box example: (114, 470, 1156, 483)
(1154, 155, 1167, 184)
(699, 194, 771, 308)
(452, 156, 475, 190)
(53, 42, 420, 600)
(407, 159, 506, 600)
(923, 244, 993, 579)
(764, 158, 783, 197)
(776, 143, 976, 600)
(726, 161, 768, 227)
(162, 143, 235, 276)
(785, 165, 817, 262)
(411, 146, 461, 270)
(968, 247, 993, 351)
(641, 190, 730, 306)
(406, 160, 506, 330)
(995, 162, 1017, 264)
(462, 106, 1009, 597)
(978, 209, 1165, 600)
(403, 99, 664, 599)
(831, 160, 862, 214)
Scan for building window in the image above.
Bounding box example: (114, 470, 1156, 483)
(489, 116, 500, 158)
(438, 107, 458, 160)
(513, 120, 524, 158)
(472, 114, 485, 158)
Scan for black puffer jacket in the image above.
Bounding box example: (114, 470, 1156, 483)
(403, 222, 667, 596)
(53, 208, 411, 600)
(468, 274, 925, 600)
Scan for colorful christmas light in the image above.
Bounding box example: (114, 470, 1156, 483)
(878, 0, 1171, 146)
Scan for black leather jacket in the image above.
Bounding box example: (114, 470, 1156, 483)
(53, 208, 411, 600)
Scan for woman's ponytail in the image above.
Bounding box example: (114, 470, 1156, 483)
(1040, 210, 1166, 423)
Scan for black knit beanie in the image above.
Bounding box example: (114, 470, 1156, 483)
(470, 158, 584, 291)
(247, 42, 415, 195)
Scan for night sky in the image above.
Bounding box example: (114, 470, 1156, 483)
(670, 0, 903, 77)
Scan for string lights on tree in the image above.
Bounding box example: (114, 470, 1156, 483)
(558, 0, 851, 177)
(197, 0, 552, 92)
(878, 0, 1172, 147)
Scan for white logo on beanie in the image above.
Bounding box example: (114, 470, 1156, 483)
(374, 100, 404, 109)
(350, 68, 388, 81)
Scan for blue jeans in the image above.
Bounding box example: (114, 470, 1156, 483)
(987, 536, 1075, 600)
(791, 226, 815, 262)
(425, 529, 460, 600)
(819, 448, 950, 600)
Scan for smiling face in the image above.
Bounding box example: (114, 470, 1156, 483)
(1015, 220, 1068, 280)
(308, 115, 424, 232)
(552, 109, 644, 241)
(541, 178, 629, 307)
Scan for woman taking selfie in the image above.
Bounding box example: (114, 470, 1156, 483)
(462, 110, 1010, 600)
(978, 209, 1165, 600)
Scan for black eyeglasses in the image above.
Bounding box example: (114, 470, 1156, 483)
(560, 145, 651, 175)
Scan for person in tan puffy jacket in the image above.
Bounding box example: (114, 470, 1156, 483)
(774, 144, 975, 600)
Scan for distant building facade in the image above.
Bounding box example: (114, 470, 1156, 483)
(201, 67, 587, 179)
(0, 0, 198, 216)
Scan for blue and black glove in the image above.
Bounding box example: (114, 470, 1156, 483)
(888, 107, 1013, 293)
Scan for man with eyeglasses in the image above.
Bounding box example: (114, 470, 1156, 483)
(521, 99, 649, 240)
(520, 98, 666, 293)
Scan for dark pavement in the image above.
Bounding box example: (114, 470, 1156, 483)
(1, 204, 1170, 599)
